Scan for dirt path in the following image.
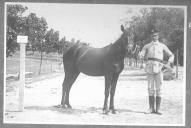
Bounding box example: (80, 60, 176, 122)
(4, 68, 184, 126)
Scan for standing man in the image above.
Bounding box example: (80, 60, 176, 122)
(139, 30, 174, 115)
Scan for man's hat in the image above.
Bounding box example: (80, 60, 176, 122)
(151, 29, 159, 37)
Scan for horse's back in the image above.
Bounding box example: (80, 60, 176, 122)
(62, 43, 124, 76)
(63, 44, 79, 62)
(75, 45, 110, 76)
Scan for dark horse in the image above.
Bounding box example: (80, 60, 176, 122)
(60, 25, 133, 114)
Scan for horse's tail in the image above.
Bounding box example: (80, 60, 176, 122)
(62, 48, 70, 62)
(62, 43, 81, 62)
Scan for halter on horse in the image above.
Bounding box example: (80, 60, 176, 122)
(60, 25, 134, 114)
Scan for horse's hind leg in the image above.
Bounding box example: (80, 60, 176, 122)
(61, 71, 79, 108)
(61, 79, 66, 107)
(103, 75, 112, 114)
(109, 73, 119, 114)
(65, 72, 79, 108)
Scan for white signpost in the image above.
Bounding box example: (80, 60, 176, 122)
(17, 35, 28, 111)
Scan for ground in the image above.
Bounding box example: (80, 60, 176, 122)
(4, 67, 185, 126)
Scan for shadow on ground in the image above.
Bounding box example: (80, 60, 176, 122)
(23, 105, 146, 115)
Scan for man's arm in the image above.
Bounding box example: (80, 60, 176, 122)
(139, 45, 147, 60)
(163, 44, 174, 64)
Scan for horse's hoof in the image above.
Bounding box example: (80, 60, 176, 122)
(155, 111, 162, 115)
(66, 104, 72, 109)
(103, 111, 109, 115)
(111, 110, 116, 114)
(103, 109, 109, 115)
(55, 104, 65, 108)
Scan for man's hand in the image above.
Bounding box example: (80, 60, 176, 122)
(138, 52, 144, 60)
(166, 61, 171, 66)
(166, 62, 174, 68)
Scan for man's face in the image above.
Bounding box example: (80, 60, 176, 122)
(152, 35, 159, 42)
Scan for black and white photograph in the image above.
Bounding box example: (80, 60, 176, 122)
(2, 1, 190, 127)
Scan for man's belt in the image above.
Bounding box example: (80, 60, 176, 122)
(148, 58, 173, 69)
(148, 58, 164, 64)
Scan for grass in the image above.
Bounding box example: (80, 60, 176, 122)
(6, 51, 184, 82)
(6, 51, 64, 79)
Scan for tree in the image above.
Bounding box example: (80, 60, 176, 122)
(6, 4, 28, 57)
(25, 13, 48, 53)
(6, 4, 48, 56)
(124, 7, 184, 65)
(44, 29, 59, 55)
(57, 37, 67, 54)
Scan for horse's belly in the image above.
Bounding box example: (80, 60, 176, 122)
(82, 70, 103, 76)
(76, 49, 107, 76)
(76, 58, 104, 76)
(78, 63, 104, 76)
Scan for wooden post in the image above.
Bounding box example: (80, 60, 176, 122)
(38, 50, 43, 75)
(176, 48, 179, 79)
(17, 35, 28, 111)
(38, 39, 45, 75)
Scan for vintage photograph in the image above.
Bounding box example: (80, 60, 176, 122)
(4, 2, 186, 126)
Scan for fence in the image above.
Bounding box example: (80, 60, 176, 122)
(6, 52, 64, 81)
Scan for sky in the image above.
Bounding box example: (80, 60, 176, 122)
(13, 3, 141, 47)
(6, 3, 186, 47)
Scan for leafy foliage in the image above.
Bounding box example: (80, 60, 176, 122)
(25, 13, 48, 53)
(44, 29, 59, 54)
(6, 4, 28, 57)
(6, 4, 68, 57)
(125, 7, 184, 65)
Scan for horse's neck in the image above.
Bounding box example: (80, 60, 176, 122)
(110, 37, 126, 58)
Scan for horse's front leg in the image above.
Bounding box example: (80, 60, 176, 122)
(109, 73, 119, 114)
(103, 75, 111, 114)
(60, 77, 67, 108)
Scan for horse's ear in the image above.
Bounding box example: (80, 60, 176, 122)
(121, 25, 125, 32)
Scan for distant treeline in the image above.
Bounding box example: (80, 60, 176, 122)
(7, 4, 81, 57)
(7, 5, 184, 65)
(124, 8, 184, 65)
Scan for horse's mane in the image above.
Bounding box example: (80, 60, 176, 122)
(111, 33, 126, 50)
(63, 31, 128, 61)
(104, 33, 127, 59)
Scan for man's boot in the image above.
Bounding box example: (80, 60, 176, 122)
(156, 96, 162, 115)
(148, 96, 155, 113)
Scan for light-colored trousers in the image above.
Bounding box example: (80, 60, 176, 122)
(147, 72, 163, 96)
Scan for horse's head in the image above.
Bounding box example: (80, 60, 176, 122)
(120, 25, 134, 54)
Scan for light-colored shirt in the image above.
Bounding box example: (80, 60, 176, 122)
(139, 41, 174, 74)
(139, 41, 174, 62)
